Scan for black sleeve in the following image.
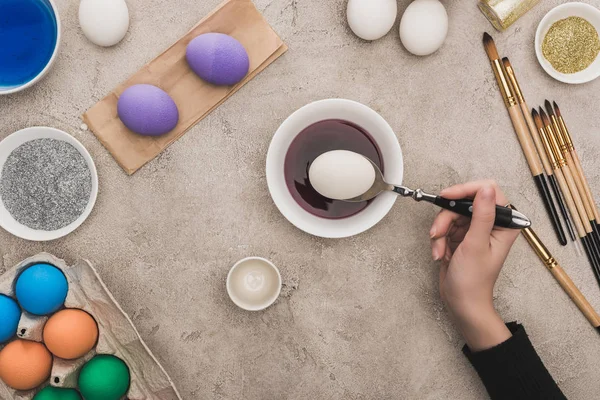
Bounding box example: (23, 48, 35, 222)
(462, 322, 566, 400)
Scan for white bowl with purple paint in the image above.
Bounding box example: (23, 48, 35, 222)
(0, 127, 98, 241)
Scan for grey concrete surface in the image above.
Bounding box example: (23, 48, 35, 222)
(2, 0, 600, 398)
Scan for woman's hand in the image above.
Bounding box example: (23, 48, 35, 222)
(429, 180, 520, 351)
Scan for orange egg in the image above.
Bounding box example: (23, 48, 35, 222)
(43, 309, 98, 360)
(0, 340, 52, 390)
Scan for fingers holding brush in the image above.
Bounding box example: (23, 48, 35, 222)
(430, 210, 469, 261)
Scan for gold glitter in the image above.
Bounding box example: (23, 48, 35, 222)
(542, 17, 600, 74)
(479, 0, 539, 31)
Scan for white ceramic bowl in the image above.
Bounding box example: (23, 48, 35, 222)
(0, 127, 98, 241)
(0, 0, 61, 95)
(535, 3, 600, 84)
(227, 257, 282, 311)
(266, 99, 403, 238)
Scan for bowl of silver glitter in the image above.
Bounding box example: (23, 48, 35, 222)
(0, 127, 98, 241)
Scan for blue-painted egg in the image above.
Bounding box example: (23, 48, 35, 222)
(0, 295, 21, 343)
(186, 33, 250, 86)
(16, 263, 68, 316)
(117, 84, 179, 136)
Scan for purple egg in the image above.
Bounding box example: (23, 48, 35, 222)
(117, 84, 179, 136)
(186, 33, 250, 86)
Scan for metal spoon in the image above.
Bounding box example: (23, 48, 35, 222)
(344, 158, 531, 229)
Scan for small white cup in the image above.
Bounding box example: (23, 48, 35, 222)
(535, 3, 600, 84)
(226, 257, 282, 311)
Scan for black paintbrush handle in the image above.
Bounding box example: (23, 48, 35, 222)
(583, 235, 600, 287)
(534, 174, 567, 245)
(548, 175, 576, 242)
(433, 197, 521, 229)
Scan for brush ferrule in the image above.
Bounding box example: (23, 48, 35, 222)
(491, 60, 517, 108)
(549, 116, 569, 156)
(545, 124, 566, 165)
(538, 126, 558, 169)
(504, 64, 525, 104)
(521, 225, 555, 269)
(558, 116, 575, 151)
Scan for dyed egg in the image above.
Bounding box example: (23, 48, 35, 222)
(400, 0, 448, 56)
(117, 84, 179, 136)
(186, 33, 250, 86)
(78, 355, 130, 400)
(33, 386, 82, 400)
(79, 0, 130, 47)
(347, 0, 397, 41)
(15, 263, 68, 315)
(0, 295, 21, 343)
(309, 150, 376, 200)
(43, 309, 99, 360)
(0, 340, 52, 390)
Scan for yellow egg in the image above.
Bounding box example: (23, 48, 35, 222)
(0, 340, 52, 390)
(43, 309, 99, 360)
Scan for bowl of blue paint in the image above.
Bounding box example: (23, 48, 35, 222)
(0, 0, 61, 95)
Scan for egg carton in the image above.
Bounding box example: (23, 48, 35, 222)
(0, 253, 182, 400)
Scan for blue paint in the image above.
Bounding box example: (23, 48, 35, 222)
(0, 0, 58, 89)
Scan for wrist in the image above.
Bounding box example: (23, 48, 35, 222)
(453, 307, 511, 352)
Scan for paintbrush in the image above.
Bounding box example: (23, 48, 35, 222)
(541, 108, 600, 285)
(482, 32, 567, 245)
(533, 109, 599, 276)
(514, 204, 600, 332)
(503, 58, 575, 242)
(551, 101, 600, 245)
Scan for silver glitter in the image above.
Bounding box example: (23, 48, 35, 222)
(0, 139, 92, 231)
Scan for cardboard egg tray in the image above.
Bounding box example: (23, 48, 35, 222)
(0, 253, 182, 400)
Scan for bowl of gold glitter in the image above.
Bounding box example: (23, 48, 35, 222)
(535, 3, 600, 84)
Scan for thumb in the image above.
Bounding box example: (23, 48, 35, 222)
(465, 185, 497, 249)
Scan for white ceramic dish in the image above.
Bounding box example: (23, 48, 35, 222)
(0, 0, 61, 95)
(266, 99, 403, 238)
(227, 257, 282, 311)
(535, 3, 600, 84)
(0, 127, 98, 241)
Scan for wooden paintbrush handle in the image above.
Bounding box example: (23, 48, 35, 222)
(562, 165, 593, 233)
(520, 102, 553, 176)
(572, 150, 600, 222)
(554, 168, 586, 238)
(508, 106, 543, 176)
(550, 265, 600, 327)
(565, 152, 595, 221)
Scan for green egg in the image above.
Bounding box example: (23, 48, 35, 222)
(33, 386, 82, 400)
(78, 355, 130, 400)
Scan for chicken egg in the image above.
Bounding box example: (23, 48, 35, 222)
(43, 309, 99, 360)
(0, 340, 52, 390)
(308, 150, 376, 200)
(79, 0, 130, 47)
(400, 0, 448, 56)
(347, 0, 397, 41)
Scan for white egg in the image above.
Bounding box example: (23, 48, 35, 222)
(309, 150, 376, 200)
(400, 0, 448, 56)
(79, 0, 130, 47)
(347, 0, 397, 41)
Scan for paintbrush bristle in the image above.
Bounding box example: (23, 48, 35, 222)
(545, 100, 554, 116)
(539, 107, 550, 126)
(483, 32, 499, 61)
(553, 101, 562, 118)
(531, 108, 543, 129)
(502, 57, 511, 69)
